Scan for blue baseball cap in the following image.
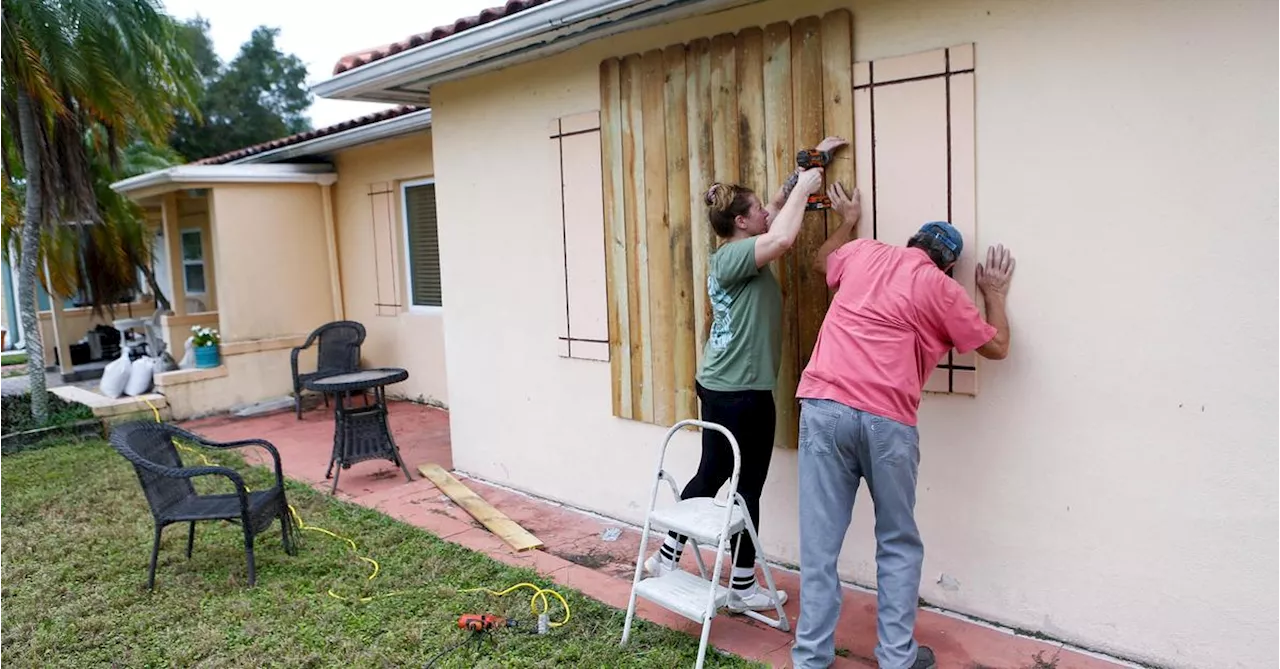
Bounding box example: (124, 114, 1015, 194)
(918, 221, 963, 257)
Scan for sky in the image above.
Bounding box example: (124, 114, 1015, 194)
(159, 0, 495, 128)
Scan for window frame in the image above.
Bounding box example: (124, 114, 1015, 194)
(399, 177, 443, 314)
(179, 227, 207, 296)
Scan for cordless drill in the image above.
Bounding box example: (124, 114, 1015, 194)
(788, 148, 836, 210)
(457, 614, 515, 632)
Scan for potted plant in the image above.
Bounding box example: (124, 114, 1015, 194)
(191, 326, 222, 369)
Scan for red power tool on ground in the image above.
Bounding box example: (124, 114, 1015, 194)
(457, 613, 516, 632)
(792, 148, 836, 210)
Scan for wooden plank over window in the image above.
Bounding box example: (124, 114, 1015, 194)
(368, 182, 401, 317)
(599, 9, 854, 447)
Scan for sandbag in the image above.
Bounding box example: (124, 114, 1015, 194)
(99, 349, 131, 398)
(125, 356, 155, 396)
(178, 337, 195, 369)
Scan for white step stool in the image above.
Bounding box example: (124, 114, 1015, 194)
(620, 419, 789, 669)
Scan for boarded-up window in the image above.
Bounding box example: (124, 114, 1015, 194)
(599, 10, 855, 448)
(402, 180, 443, 308)
(853, 44, 978, 395)
(551, 112, 610, 361)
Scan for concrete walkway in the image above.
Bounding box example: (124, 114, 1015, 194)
(182, 402, 1128, 669)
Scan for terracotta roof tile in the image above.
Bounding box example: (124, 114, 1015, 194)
(331, 0, 554, 76)
(190, 105, 425, 165)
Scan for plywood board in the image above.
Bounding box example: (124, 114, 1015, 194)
(620, 53, 653, 422)
(791, 16, 827, 373)
(420, 464, 544, 552)
(686, 39, 715, 370)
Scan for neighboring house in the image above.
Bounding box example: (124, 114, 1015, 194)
(112, 105, 445, 415)
(115, 1, 1277, 668)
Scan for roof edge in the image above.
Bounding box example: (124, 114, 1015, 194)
(111, 164, 338, 201)
(313, 0, 753, 104)
(231, 109, 433, 164)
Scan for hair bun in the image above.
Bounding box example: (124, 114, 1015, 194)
(704, 183, 722, 206)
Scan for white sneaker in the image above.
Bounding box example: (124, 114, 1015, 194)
(644, 552, 677, 578)
(727, 583, 788, 612)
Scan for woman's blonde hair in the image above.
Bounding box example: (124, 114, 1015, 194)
(704, 183, 756, 238)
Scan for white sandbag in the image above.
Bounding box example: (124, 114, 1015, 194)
(99, 350, 131, 398)
(178, 336, 195, 369)
(125, 356, 155, 396)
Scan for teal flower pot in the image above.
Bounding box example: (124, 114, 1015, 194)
(194, 344, 220, 369)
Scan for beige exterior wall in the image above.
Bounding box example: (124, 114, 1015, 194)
(156, 342, 298, 419)
(427, 1, 1277, 668)
(331, 133, 447, 406)
(208, 184, 336, 342)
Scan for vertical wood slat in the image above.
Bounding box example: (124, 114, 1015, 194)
(791, 16, 827, 374)
(686, 39, 715, 374)
(664, 44, 697, 421)
(641, 49, 676, 426)
(600, 59, 633, 419)
(821, 9, 855, 245)
(620, 54, 653, 422)
(710, 33, 740, 185)
(763, 21, 798, 449)
(736, 28, 767, 194)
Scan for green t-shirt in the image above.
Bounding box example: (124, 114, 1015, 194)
(695, 237, 783, 392)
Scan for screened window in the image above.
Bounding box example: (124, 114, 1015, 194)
(401, 181, 442, 308)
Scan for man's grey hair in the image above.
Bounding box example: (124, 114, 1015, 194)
(906, 232, 958, 269)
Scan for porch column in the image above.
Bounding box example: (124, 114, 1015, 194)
(161, 193, 187, 316)
(43, 260, 72, 376)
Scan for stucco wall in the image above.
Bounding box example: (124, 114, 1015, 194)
(332, 132, 447, 406)
(208, 184, 336, 342)
(427, 0, 1278, 667)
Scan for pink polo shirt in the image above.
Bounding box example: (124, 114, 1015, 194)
(796, 239, 996, 427)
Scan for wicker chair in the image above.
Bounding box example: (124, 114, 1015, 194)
(291, 320, 366, 419)
(108, 421, 295, 589)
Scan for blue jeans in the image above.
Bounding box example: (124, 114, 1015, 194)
(791, 398, 925, 669)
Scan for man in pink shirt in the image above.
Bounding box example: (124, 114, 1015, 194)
(790, 183, 1016, 669)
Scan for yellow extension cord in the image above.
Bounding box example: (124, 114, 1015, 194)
(140, 399, 570, 625)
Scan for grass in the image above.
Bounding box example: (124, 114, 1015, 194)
(1, 392, 95, 435)
(1, 350, 28, 366)
(1, 441, 761, 668)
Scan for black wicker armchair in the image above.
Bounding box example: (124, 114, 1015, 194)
(108, 421, 295, 589)
(291, 320, 366, 419)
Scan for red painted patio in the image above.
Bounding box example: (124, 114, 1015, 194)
(182, 402, 1126, 669)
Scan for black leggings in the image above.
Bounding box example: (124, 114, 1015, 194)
(670, 381, 776, 570)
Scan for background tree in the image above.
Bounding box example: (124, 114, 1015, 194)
(170, 22, 313, 162)
(1, 0, 199, 423)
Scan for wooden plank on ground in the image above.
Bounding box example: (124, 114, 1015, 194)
(685, 38, 715, 371)
(641, 48, 675, 427)
(419, 464, 544, 552)
(764, 20, 799, 449)
(600, 58, 633, 419)
(663, 43, 697, 422)
(791, 16, 827, 377)
(620, 53, 653, 422)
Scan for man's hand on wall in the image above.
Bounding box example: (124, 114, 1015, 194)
(976, 244, 1016, 298)
(827, 183, 860, 225)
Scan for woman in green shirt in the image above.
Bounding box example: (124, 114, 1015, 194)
(643, 136, 846, 612)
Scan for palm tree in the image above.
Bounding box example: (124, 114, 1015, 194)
(2, 0, 198, 422)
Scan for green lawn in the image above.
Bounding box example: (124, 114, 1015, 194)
(2, 441, 760, 668)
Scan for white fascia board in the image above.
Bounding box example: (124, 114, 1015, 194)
(111, 164, 338, 200)
(230, 109, 433, 164)
(313, 0, 758, 104)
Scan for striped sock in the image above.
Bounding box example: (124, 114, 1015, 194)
(658, 536, 684, 567)
(730, 566, 757, 591)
